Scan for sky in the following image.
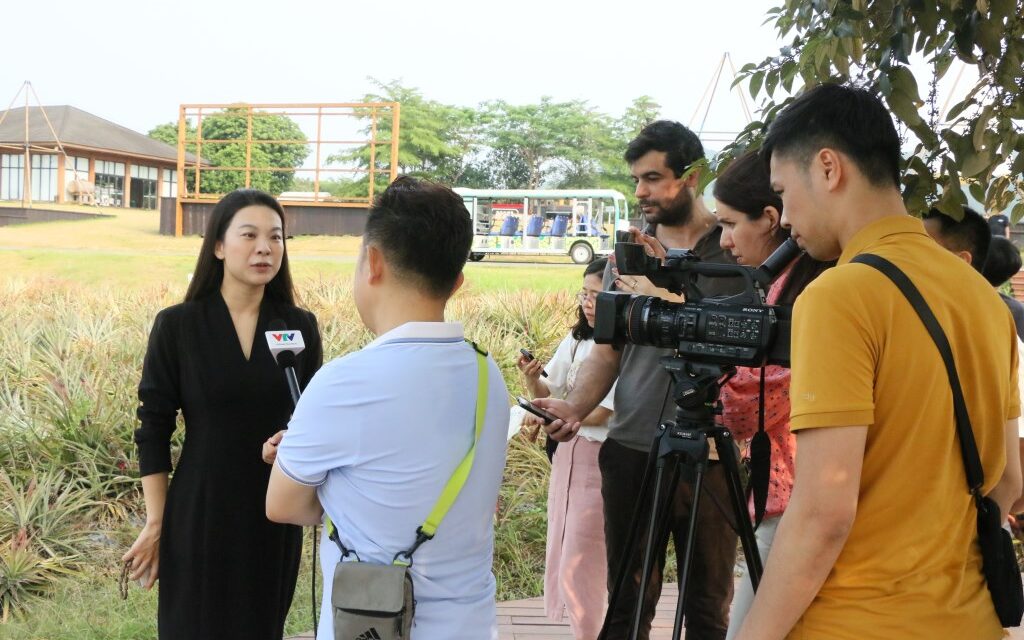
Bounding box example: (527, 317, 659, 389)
(2, 0, 790, 143)
(3, 0, 982, 165)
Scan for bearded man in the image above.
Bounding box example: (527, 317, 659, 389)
(538, 121, 743, 640)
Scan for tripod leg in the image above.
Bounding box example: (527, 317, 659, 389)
(632, 457, 671, 640)
(714, 431, 762, 590)
(670, 458, 705, 640)
(599, 432, 662, 640)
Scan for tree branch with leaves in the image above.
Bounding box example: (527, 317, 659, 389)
(721, 0, 1023, 220)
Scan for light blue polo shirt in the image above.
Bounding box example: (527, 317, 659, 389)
(277, 322, 509, 640)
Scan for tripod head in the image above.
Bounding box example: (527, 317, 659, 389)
(659, 355, 735, 431)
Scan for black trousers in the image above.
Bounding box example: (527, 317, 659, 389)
(599, 438, 737, 640)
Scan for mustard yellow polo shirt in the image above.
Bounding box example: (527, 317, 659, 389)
(787, 215, 1019, 640)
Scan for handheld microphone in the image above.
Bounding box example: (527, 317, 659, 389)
(266, 319, 305, 406)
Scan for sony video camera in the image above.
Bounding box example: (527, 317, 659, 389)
(593, 238, 801, 368)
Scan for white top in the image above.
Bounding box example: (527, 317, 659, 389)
(545, 334, 616, 442)
(277, 322, 510, 640)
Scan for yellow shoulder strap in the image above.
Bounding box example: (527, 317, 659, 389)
(326, 342, 490, 566)
(417, 345, 489, 539)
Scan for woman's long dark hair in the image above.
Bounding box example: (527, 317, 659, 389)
(713, 151, 832, 305)
(184, 189, 296, 305)
(571, 258, 608, 341)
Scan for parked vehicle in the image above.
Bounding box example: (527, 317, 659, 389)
(455, 188, 630, 264)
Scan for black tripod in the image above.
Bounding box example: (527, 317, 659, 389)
(598, 357, 763, 640)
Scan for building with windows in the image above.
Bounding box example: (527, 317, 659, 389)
(0, 106, 200, 210)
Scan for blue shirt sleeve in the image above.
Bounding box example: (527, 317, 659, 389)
(276, 357, 364, 486)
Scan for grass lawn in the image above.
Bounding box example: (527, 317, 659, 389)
(0, 205, 583, 292)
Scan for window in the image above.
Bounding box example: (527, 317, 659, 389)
(29, 154, 58, 202)
(130, 164, 159, 209)
(64, 156, 89, 193)
(161, 169, 178, 198)
(1, 154, 24, 201)
(130, 165, 158, 180)
(94, 160, 125, 207)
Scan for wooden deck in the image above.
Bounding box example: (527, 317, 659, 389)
(288, 584, 683, 640)
(496, 582, 681, 639)
(289, 578, 1024, 639)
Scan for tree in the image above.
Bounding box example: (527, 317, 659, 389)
(198, 108, 308, 195)
(722, 0, 1024, 220)
(150, 110, 308, 196)
(477, 98, 617, 189)
(617, 95, 662, 140)
(330, 79, 478, 194)
(147, 122, 192, 148)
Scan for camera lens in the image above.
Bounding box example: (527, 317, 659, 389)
(625, 296, 692, 350)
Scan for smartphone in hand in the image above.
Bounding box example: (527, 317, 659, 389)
(519, 348, 548, 377)
(516, 396, 560, 425)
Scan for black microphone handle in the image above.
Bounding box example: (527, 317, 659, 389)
(275, 348, 302, 408)
(284, 367, 301, 407)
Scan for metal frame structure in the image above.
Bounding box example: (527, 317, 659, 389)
(175, 102, 400, 237)
(0, 81, 84, 208)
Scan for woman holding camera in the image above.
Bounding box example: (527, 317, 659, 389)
(518, 257, 616, 640)
(122, 190, 323, 639)
(712, 152, 832, 639)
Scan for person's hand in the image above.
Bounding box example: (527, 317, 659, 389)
(521, 414, 544, 442)
(614, 228, 684, 302)
(630, 226, 668, 261)
(531, 398, 583, 442)
(614, 273, 655, 295)
(1010, 513, 1024, 536)
(614, 273, 684, 303)
(122, 522, 161, 590)
(262, 430, 286, 465)
(517, 355, 546, 382)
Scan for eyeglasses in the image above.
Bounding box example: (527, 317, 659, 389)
(576, 289, 600, 305)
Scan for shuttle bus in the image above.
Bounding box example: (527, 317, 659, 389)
(455, 188, 630, 264)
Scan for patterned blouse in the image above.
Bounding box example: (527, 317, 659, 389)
(719, 265, 796, 520)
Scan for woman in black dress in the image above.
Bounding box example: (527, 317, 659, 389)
(122, 189, 323, 639)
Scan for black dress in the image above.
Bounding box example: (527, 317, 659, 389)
(135, 293, 323, 640)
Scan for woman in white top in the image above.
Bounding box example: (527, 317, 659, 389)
(519, 257, 616, 640)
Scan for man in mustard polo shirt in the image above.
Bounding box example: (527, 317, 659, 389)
(733, 84, 1022, 640)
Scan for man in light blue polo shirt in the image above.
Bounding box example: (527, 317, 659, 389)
(266, 177, 510, 639)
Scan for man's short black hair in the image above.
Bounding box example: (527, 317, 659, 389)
(923, 206, 992, 273)
(983, 235, 1022, 287)
(624, 120, 705, 178)
(365, 176, 472, 298)
(762, 83, 902, 189)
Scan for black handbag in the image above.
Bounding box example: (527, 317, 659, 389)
(852, 253, 1024, 627)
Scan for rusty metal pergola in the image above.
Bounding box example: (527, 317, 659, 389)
(174, 102, 401, 237)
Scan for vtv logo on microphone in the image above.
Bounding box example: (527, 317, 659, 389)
(265, 329, 305, 355)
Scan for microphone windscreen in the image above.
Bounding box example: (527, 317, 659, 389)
(268, 319, 287, 332)
(277, 350, 298, 368)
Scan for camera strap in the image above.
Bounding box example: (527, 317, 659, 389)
(326, 340, 490, 564)
(749, 368, 771, 528)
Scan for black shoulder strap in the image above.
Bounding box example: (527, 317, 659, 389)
(749, 368, 770, 528)
(850, 253, 985, 496)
